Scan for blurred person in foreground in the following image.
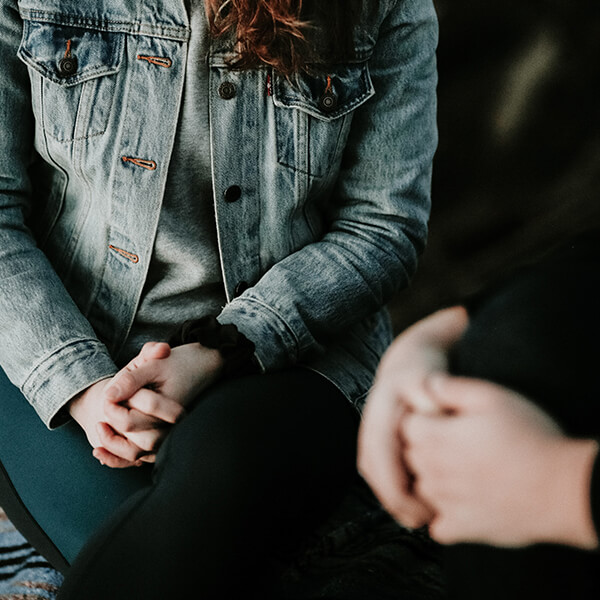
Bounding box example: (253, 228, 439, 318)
(359, 230, 600, 599)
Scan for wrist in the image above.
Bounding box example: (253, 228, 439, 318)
(180, 342, 225, 390)
(543, 438, 599, 549)
(67, 378, 109, 423)
(170, 316, 259, 378)
(67, 388, 90, 422)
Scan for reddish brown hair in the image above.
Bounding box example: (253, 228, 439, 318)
(205, 0, 362, 74)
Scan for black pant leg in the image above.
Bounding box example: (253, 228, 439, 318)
(57, 368, 359, 600)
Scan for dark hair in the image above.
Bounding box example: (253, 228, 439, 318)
(205, 0, 364, 74)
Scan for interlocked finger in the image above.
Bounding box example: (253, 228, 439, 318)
(93, 446, 146, 469)
(126, 388, 185, 425)
(103, 401, 166, 434)
(96, 422, 154, 462)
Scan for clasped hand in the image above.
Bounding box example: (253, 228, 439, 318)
(357, 306, 470, 529)
(68, 342, 224, 468)
(358, 306, 599, 549)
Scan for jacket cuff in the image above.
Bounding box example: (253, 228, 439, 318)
(170, 315, 259, 377)
(217, 297, 302, 372)
(21, 339, 117, 429)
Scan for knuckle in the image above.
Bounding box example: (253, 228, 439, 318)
(119, 444, 142, 462)
(126, 431, 157, 454)
(97, 424, 112, 443)
(121, 371, 136, 387)
(105, 436, 135, 462)
(107, 410, 132, 433)
(103, 399, 117, 417)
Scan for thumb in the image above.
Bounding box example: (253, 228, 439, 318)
(139, 341, 171, 360)
(105, 366, 153, 404)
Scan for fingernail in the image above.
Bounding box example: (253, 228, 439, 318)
(93, 450, 105, 466)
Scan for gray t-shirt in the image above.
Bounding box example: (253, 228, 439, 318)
(119, 2, 225, 361)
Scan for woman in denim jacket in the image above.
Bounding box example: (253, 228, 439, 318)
(0, 0, 437, 596)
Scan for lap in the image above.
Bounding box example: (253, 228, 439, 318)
(0, 365, 356, 571)
(57, 367, 359, 599)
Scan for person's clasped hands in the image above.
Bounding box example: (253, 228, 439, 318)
(358, 307, 599, 550)
(358, 306, 469, 529)
(68, 342, 224, 468)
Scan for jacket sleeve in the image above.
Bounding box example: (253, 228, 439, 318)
(0, 1, 117, 428)
(217, 0, 438, 370)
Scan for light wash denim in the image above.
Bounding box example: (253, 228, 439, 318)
(0, 0, 438, 427)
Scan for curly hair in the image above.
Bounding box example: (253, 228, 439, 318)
(204, 0, 363, 74)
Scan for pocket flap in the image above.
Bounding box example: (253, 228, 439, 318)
(18, 20, 124, 87)
(272, 63, 375, 122)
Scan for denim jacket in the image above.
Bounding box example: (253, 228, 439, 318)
(0, 0, 438, 427)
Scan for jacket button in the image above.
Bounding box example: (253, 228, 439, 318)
(218, 81, 237, 100)
(223, 185, 242, 203)
(319, 90, 338, 113)
(234, 281, 249, 297)
(58, 56, 78, 78)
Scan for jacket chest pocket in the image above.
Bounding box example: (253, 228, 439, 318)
(272, 63, 374, 178)
(18, 19, 124, 143)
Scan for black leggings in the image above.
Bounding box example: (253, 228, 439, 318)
(0, 368, 359, 599)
